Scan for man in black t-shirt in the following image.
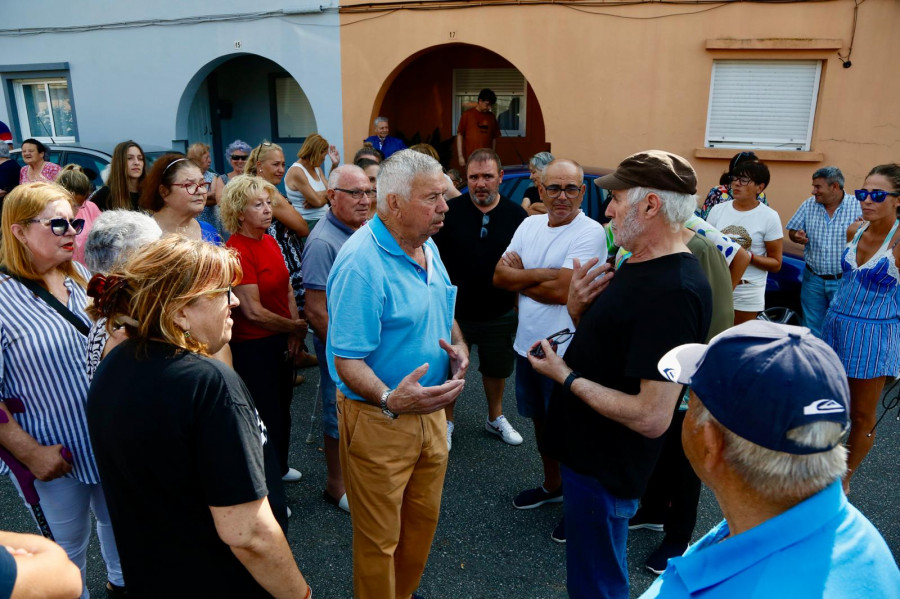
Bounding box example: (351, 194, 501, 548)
(528, 151, 712, 599)
(433, 149, 527, 450)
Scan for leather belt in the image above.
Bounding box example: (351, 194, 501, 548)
(806, 264, 842, 281)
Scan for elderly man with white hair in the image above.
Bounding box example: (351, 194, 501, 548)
(642, 321, 900, 598)
(326, 149, 468, 599)
(363, 116, 406, 159)
(529, 151, 713, 598)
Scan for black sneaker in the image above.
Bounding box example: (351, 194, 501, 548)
(513, 485, 563, 510)
(550, 518, 566, 544)
(645, 539, 688, 575)
(628, 510, 664, 532)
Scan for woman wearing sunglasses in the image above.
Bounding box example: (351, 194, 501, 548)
(139, 153, 221, 244)
(220, 139, 253, 187)
(706, 160, 783, 324)
(0, 181, 125, 596)
(221, 175, 308, 486)
(822, 163, 900, 494)
(86, 236, 309, 598)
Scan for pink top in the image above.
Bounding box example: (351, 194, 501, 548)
(72, 200, 101, 266)
(19, 161, 62, 184)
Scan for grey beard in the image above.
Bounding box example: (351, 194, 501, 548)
(472, 191, 498, 207)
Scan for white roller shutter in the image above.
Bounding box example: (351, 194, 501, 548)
(705, 60, 821, 151)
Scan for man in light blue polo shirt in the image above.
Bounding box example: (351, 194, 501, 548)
(326, 149, 469, 599)
(644, 321, 900, 599)
(786, 166, 862, 338)
(301, 164, 374, 514)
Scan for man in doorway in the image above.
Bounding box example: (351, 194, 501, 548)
(433, 148, 527, 450)
(786, 166, 861, 338)
(363, 116, 406, 159)
(456, 88, 500, 168)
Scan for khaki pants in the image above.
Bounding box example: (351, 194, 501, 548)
(337, 391, 449, 599)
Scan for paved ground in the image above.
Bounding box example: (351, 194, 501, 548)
(1, 351, 897, 598)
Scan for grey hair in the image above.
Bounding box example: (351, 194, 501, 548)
(376, 149, 443, 213)
(0, 143, 9, 159)
(84, 210, 163, 274)
(225, 139, 252, 162)
(693, 399, 847, 503)
(327, 164, 367, 190)
(529, 152, 554, 173)
(812, 166, 845, 190)
(374, 116, 389, 127)
(625, 186, 697, 232)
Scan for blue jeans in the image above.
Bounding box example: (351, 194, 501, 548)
(801, 268, 841, 339)
(313, 335, 339, 439)
(562, 465, 638, 599)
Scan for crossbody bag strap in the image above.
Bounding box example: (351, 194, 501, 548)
(0, 266, 89, 336)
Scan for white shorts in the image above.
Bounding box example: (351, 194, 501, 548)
(733, 279, 766, 312)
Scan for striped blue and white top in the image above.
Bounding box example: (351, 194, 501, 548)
(0, 262, 99, 484)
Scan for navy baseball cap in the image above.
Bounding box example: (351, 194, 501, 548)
(658, 320, 849, 455)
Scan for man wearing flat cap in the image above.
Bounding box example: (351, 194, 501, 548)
(529, 150, 712, 598)
(641, 321, 900, 598)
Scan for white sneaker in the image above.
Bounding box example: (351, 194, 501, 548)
(286, 506, 292, 518)
(446, 420, 455, 451)
(282, 467, 302, 483)
(485, 415, 523, 446)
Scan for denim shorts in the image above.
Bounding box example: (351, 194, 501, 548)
(514, 354, 556, 420)
(313, 335, 339, 439)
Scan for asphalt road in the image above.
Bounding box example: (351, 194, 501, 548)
(1, 351, 897, 598)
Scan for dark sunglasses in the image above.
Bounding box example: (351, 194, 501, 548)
(25, 217, 85, 236)
(854, 189, 900, 203)
(529, 328, 574, 358)
(231, 155, 249, 161)
(480, 213, 490, 239)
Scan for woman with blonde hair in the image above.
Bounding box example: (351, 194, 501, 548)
(285, 133, 340, 232)
(0, 181, 124, 596)
(87, 235, 308, 598)
(91, 140, 146, 211)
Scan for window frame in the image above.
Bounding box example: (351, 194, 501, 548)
(452, 68, 527, 138)
(704, 59, 822, 152)
(267, 72, 317, 143)
(1, 64, 78, 144)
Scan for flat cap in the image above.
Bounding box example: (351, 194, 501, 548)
(594, 150, 697, 195)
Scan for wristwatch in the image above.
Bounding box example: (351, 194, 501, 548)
(380, 388, 398, 419)
(563, 371, 581, 393)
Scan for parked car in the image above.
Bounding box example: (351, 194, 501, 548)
(11, 142, 173, 190)
(463, 163, 804, 325)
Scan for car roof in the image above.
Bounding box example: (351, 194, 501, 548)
(11, 142, 175, 156)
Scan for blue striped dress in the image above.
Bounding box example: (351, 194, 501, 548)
(822, 220, 900, 378)
(0, 262, 100, 483)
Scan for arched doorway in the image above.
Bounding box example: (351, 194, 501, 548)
(175, 54, 316, 173)
(375, 44, 549, 169)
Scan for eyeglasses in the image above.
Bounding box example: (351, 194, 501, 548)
(171, 181, 212, 195)
(529, 328, 574, 358)
(854, 189, 900, 203)
(730, 175, 753, 186)
(24, 217, 85, 236)
(544, 185, 582, 199)
(231, 155, 249, 161)
(203, 286, 233, 304)
(479, 213, 490, 239)
(334, 188, 377, 200)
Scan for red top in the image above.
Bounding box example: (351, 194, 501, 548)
(226, 233, 291, 342)
(457, 107, 500, 160)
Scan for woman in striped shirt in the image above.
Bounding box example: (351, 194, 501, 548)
(823, 163, 900, 494)
(0, 181, 124, 596)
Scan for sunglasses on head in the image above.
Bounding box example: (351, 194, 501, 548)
(25, 217, 85, 236)
(854, 189, 900, 203)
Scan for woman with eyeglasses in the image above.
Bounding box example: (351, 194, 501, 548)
(698, 150, 769, 220)
(822, 163, 900, 494)
(18, 138, 61, 185)
(0, 181, 125, 596)
(56, 165, 101, 266)
(86, 236, 309, 598)
(139, 153, 221, 244)
(706, 160, 782, 324)
(90, 140, 147, 211)
(221, 175, 308, 485)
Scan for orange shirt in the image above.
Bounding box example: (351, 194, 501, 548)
(457, 107, 500, 160)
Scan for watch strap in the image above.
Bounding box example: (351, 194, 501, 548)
(563, 371, 581, 393)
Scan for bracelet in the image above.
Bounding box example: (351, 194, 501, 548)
(563, 371, 581, 393)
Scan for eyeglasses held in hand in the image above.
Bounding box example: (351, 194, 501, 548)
(854, 189, 900, 203)
(730, 175, 753, 186)
(171, 181, 212, 195)
(480, 213, 490, 239)
(25, 217, 85, 236)
(334, 188, 377, 200)
(544, 185, 581, 199)
(529, 328, 574, 358)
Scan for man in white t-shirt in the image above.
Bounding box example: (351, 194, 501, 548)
(494, 158, 606, 543)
